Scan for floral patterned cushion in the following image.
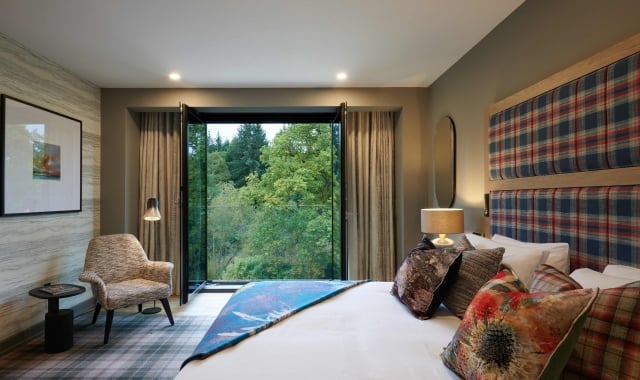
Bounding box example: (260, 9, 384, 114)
(391, 246, 462, 319)
(529, 265, 640, 379)
(441, 268, 596, 379)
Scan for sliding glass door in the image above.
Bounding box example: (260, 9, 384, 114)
(180, 104, 208, 303)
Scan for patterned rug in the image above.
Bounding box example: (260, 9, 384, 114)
(0, 310, 216, 379)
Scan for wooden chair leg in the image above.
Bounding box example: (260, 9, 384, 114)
(92, 303, 102, 324)
(104, 309, 114, 344)
(159, 298, 174, 325)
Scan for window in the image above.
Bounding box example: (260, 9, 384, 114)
(182, 107, 345, 299)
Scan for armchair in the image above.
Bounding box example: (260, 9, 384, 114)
(79, 233, 174, 343)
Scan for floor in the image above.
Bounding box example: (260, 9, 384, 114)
(95, 291, 233, 321)
(173, 292, 233, 316)
(0, 292, 235, 379)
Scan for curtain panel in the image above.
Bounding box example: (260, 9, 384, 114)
(138, 112, 181, 294)
(346, 111, 396, 281)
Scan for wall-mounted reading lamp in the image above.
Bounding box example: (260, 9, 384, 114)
(484, 193, 490, 217)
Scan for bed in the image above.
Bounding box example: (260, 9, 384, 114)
(177, 33, 640, 380)
(177, 281, 461, 379)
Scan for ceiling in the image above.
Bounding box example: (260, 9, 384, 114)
(0, 0, 524, 88)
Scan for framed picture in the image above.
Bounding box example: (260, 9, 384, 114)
(1, 95, 82, 215)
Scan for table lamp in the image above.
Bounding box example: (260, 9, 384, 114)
(421, 208, 464, 248)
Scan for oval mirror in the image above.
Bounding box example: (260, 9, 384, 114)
(434, 116, 456, 208)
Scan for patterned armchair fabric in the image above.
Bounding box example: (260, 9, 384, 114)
(79, 233, 174, 343)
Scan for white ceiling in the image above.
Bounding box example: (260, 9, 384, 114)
(0, 0, 524, 88)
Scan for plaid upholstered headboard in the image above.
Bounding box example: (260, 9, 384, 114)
(485, 33, 640, 272)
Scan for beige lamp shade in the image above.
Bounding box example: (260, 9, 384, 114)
(421, 208, 464, 247)
(143, 198, 161, 221)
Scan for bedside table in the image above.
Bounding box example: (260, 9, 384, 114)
(29, 284, 85, 353)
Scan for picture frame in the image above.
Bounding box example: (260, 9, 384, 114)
(1, 95, 82, 216)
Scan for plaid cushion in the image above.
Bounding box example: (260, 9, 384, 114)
(528, 267, 640, 379)
(489, 52, 640, 180)
(564, 282, 640, 380)
(530, 264, 582, 292)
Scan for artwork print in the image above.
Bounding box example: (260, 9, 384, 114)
(33, 141, 61, 180)
(1, 95, 81, 215)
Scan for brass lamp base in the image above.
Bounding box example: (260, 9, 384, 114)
(431, 233, 455, 248)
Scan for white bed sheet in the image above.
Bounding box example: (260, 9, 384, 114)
(176, 281, 461, 380)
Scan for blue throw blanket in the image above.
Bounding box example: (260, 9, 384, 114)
(182, 280, 366, 368)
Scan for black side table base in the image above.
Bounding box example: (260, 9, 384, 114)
(45, 309, 73, 353)
(29, 284, 85, 354)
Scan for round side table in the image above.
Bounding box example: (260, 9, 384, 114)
(29, 284, 85, 353)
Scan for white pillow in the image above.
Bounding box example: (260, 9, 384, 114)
(602, 264, 640, 281)
(491, 234, 570, 274)
(464, 233, 495, 250)
(570, 268, 635, 289)
(464, 233, 546, 288)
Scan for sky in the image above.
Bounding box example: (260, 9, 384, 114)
(207, 123, 285, 143)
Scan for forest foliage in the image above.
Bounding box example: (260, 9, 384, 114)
(188, 123, 341, 281)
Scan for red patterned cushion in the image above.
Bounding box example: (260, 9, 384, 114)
(484, 266, 528, 293)
(530, 265, 640, 379)
(442, 268, 596, 379)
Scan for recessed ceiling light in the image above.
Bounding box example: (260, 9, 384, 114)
(169, 72, 181, 81)
(336, 72, 347, 80)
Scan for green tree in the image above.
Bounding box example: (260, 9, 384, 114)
(207, 151, 230, 200)
(207, 182, 255, 279)
(226, 124, 268, 187)
(223, 124, 338, 279)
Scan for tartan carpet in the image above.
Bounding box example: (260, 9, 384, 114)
(0, 309, 216, 379)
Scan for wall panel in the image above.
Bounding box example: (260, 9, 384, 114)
(0, 34, 100, 350)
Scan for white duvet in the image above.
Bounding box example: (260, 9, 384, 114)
(176, 281, 461, 380)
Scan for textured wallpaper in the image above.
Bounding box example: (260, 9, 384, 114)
(0, 33, 100, 349)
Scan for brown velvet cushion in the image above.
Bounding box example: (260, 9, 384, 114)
(391, 246, 462, 319)
(414, 234, 437, 250)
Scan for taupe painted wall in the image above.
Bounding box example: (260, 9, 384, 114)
(428, 0, 640, 234)
(0, 34, 100, 350)
(101, 88, 431, 272)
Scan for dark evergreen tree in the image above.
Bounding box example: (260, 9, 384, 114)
(226, 124, 268, 187)
(209, 132, 229, 153)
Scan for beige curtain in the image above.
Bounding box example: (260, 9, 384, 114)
(346, 111, 396, 281)
(138, 112, 181, 294)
